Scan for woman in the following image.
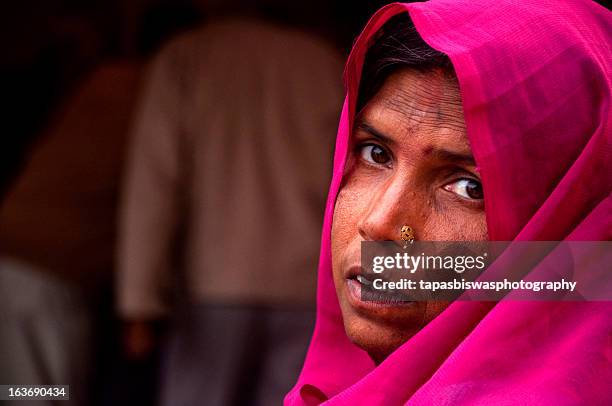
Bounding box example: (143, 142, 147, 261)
(286, 0, 611, 404)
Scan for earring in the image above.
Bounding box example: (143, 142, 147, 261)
(400, 225, 414, 248)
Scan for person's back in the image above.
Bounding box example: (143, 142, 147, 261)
(116, 17, 344, 405)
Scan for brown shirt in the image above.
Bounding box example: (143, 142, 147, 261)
(116, 19, 344, 318)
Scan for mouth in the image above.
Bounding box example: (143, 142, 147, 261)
(345, 266, 415, 307)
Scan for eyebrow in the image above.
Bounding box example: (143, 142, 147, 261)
(355, 119, 476, 166)
(355, 120, 396, 147)
(427, 148, 476, 166)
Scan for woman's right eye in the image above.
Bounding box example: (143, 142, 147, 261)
(359, 144, 391, 166)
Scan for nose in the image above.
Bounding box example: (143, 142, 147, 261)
(357, 174, 419, 242)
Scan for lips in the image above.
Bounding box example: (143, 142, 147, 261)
(346, 266, 377, 286)
(356, 275, 372, 286)
(345, 264, 364, 280)
(345, 265, 414, 305)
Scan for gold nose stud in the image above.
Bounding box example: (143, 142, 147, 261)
(400, 225, 415, 248)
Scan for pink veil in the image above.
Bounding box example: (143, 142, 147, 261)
(286, 0, 612, 404)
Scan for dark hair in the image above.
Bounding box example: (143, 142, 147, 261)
(357, 13, 452, 111)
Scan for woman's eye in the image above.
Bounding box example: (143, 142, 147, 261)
(444, 178, 484, 200)
(359, 144, 391, 165)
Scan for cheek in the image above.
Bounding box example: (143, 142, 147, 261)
(424, 205, 488, 240)
(331, 176, 375, 267)
(331, 188, 360, 258)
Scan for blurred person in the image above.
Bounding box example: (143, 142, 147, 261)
(117, 17, 344, 406)
(0, 62, 142, 406)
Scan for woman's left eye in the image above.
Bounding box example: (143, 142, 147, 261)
(443, 178, 484, 200)
(359, 144, 391, 165)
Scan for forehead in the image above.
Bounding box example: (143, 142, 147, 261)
(359, 68, 467, 146)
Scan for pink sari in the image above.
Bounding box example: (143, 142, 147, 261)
(286, 0, 612, 404)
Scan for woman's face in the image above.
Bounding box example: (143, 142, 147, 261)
(331, 68, 488, 363)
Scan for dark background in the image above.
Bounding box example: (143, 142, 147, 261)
(1, 0, 393, 197)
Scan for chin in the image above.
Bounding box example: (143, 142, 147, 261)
(342, 308, 424, 364)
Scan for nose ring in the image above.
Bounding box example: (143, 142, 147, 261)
(400, 225, 415, 248)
